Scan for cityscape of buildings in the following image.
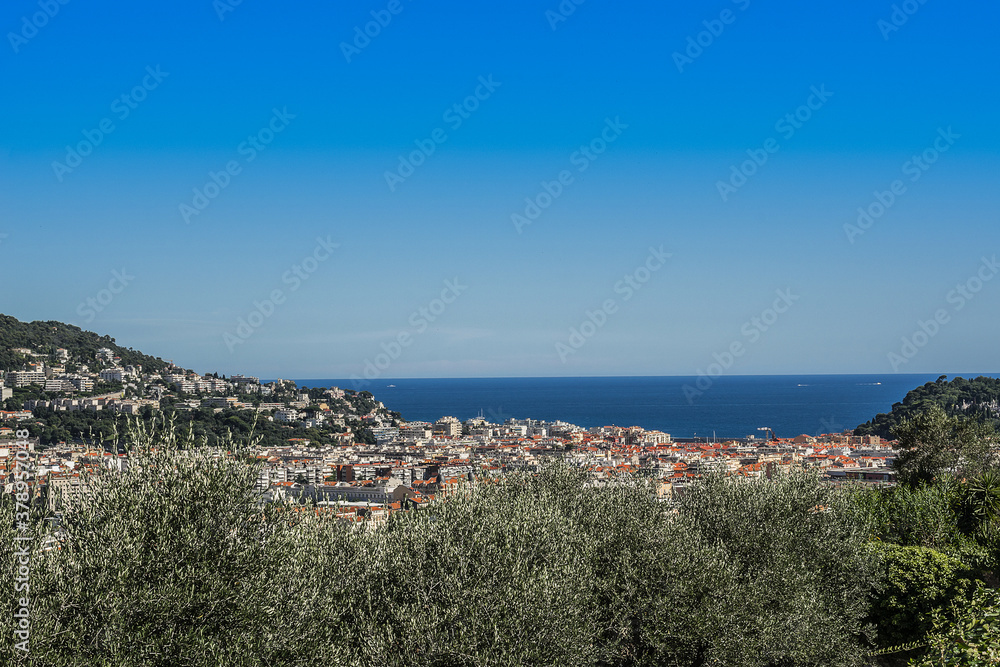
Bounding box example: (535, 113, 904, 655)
(1, 344, 896, 525)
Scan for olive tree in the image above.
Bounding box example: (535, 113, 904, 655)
(2, 440, 882, 666)
(676, 471, 879, 666)
(893, 406, 997, 487)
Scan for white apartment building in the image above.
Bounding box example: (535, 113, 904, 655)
(7, 371, 46, 387)
(400, 422, 433, 440)
(48, 474, 91, 512)
(100, 368, 124, 383)
(67, 376, 94, 392)
(274, 409, 301, 423)
(371, 427, 400, 445)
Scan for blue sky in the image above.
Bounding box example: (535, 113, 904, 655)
(1, 0, 998, 379)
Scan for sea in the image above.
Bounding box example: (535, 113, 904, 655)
(287, 374, 1000, 440)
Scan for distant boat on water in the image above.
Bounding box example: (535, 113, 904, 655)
(288, 374, 972, 438)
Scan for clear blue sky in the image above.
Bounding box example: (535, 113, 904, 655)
(1, 0, 998, 379)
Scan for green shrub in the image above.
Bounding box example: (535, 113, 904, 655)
(870, 543, 973, 650)
(909, 584, 1000, 666)
(854, 482, 965, 551)
(1, 428, 882, 666)
(678, 471, 878, 666)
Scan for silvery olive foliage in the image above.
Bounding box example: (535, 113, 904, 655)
(2, 420, 876, 666)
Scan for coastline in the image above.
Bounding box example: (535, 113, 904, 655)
(272, 373, 1000, 439)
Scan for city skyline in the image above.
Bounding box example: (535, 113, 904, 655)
(2, 1, 998, 379)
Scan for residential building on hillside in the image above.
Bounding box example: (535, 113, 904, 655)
(274, 409, 300, 423)
(99, 368, 124, 383)
(6, 371, 46, 387)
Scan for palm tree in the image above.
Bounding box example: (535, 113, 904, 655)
(961, 470, 1000, 540)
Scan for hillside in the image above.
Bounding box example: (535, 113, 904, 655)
(855, 374, 1000, 438)
(0, 313, 400, 449)
(0, 314, 173, 373)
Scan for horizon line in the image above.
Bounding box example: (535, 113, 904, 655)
(265, 371, 1000, 383)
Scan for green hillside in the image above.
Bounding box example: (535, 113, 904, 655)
(855, 375, 1000, 439)
(0, 313, 399, 449)
(0, 314, 173, 372)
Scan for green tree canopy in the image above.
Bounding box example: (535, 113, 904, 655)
(856, 375, 1000, 439)
(1, 435, 882, 666)
(892, 405, 997, 487)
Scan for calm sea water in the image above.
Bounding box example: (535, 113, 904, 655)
(287, 374, 999, 439)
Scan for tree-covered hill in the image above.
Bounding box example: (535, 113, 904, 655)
(0, 313, 173, 372)
(855, 375, 1000, 439)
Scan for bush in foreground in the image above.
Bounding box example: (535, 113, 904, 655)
(2, 427, 878, 666)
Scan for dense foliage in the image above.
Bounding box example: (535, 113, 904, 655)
(2, 421, 877, 666)
(891, 404, 998, 487)
(24, 404, 356, 450)
(869, 544, 973, 649)
(852, 407, 1000, 664)
(856, 376, 1000, 439)
(911, 584, 1000, 666)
